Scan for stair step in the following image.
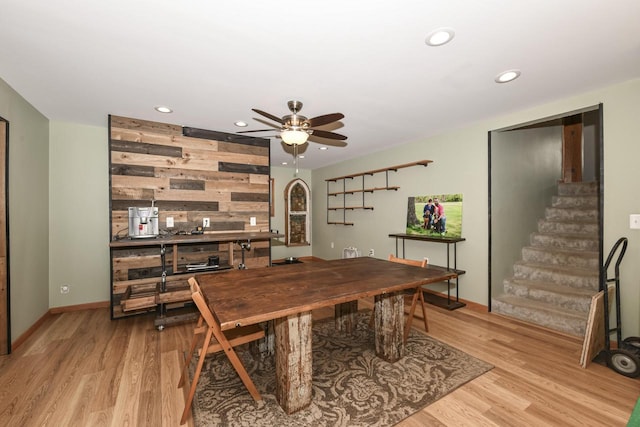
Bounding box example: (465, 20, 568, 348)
(537, 218, 598, 235)
(551, 195, 597, 208)
(544, 206, 598, 221)
(522, 246, 599, 269)
(491, 294, 588, 337)
(503, 278, 595, 312)
(513, 261, 599, 290)
(557, 181, 598, 196)
(530, 232, 599, 252)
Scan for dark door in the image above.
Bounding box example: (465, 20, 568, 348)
(0, 118, 8, 354)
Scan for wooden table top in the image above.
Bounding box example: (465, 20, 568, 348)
(196, 257, 457, 331)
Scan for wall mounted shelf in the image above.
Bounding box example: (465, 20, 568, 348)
(325, 160, 432, 225)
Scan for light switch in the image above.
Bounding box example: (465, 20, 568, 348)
(630, 214, 640, 229)
(166, 217, 174, 228)
(250, 217, 256, 226)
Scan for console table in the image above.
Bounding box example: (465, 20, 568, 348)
(388, 233, 466, 310)
(109, 231, 281, 329)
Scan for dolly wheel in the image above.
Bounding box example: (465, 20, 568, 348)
(608, 349, 640, 378)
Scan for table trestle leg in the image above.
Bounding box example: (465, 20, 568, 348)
(335, 301, 358, 333)
(374, 292, 405, 362)
(274, 311, 313, 414)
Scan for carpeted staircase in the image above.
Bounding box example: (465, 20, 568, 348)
(492, 181, 599, 337)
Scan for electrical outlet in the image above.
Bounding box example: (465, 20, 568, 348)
(250, 217, 256, 226)
(166, 217, 174, 228)
(630, 214, 640, 229)
(368, 248, 375, 257)
(203, 218, 210, 228)
(60, 284, 70, 294)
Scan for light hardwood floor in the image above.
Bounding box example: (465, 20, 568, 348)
(0, 303, 638, 426)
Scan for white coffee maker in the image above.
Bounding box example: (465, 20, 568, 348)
(128, 206, 159, 238)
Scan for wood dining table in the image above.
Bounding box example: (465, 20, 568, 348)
(196, 256, 457, 414)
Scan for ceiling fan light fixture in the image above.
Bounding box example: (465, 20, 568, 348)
(281, 129, 309, 145)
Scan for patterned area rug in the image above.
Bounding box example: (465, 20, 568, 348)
(191, 310, 492, 426)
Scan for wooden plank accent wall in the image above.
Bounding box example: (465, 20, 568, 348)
(109, 115, 272, 318)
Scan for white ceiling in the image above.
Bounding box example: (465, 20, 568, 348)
(1, 1, 639, 170)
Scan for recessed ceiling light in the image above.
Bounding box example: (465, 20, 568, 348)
(495, 69, 521, 83)
(425, 27, 455, 46)
(281, 161, 288, 165)
(234, 121, 248, 127)
(299, 155, 305, 159)
(154, 106, 173, 113)
(319, 147, 328, 151)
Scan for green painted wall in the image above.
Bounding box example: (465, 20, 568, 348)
(49, 121, 110, 307)
(490, 126, 563, 299)
(0, 78, 49, 341)
(3, 76, 640, 341)
(311, 78, 640, 336)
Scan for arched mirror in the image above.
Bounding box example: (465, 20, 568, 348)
(284, 178, 311, 246)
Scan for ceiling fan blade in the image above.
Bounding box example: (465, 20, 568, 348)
(237, 128, 277, 133)
(309, 129, 347, 140)
(252, 108, 284, 124)
(254, 118, 283, 129)
(308, 135, 348, 147)
(307, 113, 344, 128)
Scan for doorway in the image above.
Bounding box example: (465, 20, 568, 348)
(488, 105, 603, 308)
(0, 117, 8, 354)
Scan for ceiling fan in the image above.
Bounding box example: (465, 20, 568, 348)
(238, 100, 347, 146)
